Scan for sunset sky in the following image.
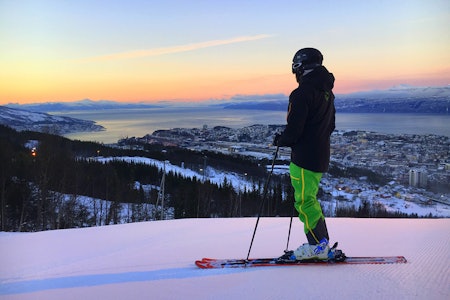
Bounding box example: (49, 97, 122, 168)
(0, 0, 449, 105)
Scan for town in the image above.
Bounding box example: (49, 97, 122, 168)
(119, 124, 450, 214)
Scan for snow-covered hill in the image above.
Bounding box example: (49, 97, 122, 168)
(93, 156, 450, 218)
(222, 85, 450, 113)
(340, 84, 450, 99)
(1, 218, 449, 299)
(5, 99, 162, 112)
(0, 106, 104, 134)
(335, 85, 450, 113)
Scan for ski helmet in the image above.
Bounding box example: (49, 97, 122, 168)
(292, 48, 323, 74)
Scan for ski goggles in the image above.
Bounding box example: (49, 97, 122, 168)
(292, 62, 303, 74)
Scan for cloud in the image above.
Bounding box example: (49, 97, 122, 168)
(82, 34, 272, 62)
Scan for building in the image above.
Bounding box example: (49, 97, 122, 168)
(409, 169, 428, 188)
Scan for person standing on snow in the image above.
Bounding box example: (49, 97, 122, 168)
(273, 47, 336, 261)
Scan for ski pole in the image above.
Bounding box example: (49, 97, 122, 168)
(285, 206, 295, 251)
(246, 146, 279, 260)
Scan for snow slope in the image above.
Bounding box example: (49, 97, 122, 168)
(1, 218, 449, 300)
(94, 156, 450, 218)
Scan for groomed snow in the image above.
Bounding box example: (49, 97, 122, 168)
(1, 218, 449, 300)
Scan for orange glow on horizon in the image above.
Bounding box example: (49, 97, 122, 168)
(1, 69, 448, 105)
(1, 1, 449, 106)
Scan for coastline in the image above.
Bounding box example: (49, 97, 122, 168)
(59, 108, 450, 143)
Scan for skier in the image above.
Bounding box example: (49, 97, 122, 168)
(273, 47, 336, 261)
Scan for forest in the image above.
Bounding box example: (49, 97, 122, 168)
(1, 124, 416, 232)
(0, 125, 296, 232)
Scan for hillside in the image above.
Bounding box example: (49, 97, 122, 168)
(1, 218, 449, 299)
(0, 106, 104, 134)
(1, 124, 448, 233)
(5, 99, 162, 112)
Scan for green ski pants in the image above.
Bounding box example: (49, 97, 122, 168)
(289, 162, 324, 236)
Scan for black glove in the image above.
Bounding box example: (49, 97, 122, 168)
(273, 133, 281, 146)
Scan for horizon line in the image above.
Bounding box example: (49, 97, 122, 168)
(3, 83, 449, 106)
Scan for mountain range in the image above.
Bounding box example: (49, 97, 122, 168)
(4, 85, 450, 114)
(2, 85, 448, 134)
(222, 85, 450, 113)
(5, 98, 162, 112)
(0, 106, 104, 134)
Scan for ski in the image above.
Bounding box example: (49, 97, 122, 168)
(195, 255, 407, 269)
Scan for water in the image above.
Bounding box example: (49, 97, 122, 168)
(56, 107, 450, 143)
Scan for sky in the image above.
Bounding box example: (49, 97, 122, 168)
(0, 0, 449, 105)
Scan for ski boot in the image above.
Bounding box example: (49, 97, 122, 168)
(277, 240, 346, 263)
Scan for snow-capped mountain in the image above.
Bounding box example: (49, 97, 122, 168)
(222, 85, 450, 113)
(0, 106, 104, 134)
(5, 85, 450, 114)
(335, 85, 450, 113)
(339, 84, 450, 99)
(5, 99, 162, 112)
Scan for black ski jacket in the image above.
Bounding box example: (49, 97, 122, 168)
(277, 66, 335, 172)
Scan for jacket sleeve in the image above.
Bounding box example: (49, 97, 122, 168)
(277, 88, 310, 147)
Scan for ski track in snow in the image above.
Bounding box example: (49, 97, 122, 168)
(0, 218, 449, 300)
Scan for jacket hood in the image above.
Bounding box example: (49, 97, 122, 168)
(303, 66, 334, 91)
